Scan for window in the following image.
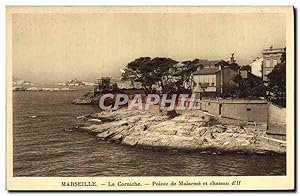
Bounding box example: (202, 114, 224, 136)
(265, 60, 271, 67)
(211, 82, 215, 86)
(246, 108, 251, 111)
(208, 75, 212, 85)
(204, 76, 207, 82)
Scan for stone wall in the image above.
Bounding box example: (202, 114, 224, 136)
(200, 100, 220, 116)
(221, 101, 269, 123)
(199, 99, 287, 140)
(268, 104, 286, 124)
(200, 99, 269, 123)
(267, 104, 286, 140)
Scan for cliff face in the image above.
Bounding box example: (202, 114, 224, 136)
(80, 110, 286, 154)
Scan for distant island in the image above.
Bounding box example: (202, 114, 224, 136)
(13, 79, 35, 86)
(13, 86, 76, 91)
(58, 78, 94, 87)
(12, 78, 77, 91)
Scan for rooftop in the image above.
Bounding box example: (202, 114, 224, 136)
(262, 47, 285, 54)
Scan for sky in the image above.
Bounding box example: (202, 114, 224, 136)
(12, 12, 286, 84)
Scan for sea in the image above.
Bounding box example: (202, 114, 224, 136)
(13, 90, 286, 177)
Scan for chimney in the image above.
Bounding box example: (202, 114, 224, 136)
(230, 53, 235, 63)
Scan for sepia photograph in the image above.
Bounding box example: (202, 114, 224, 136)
(6, 6, 294, 191)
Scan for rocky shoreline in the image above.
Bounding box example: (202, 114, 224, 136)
(76, 109, 286, 154)
(72, 91, 98, 104)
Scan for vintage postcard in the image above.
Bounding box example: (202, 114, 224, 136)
(6, 6, 294, 191)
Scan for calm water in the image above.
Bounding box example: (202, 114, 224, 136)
(13, 91, 286, 176)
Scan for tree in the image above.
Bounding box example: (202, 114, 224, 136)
(121, 57, 153, 92)
(150, 57, 179, 93)
(168, 59, 200, 94)
(223, 74, 267, 98)
(266, 48, 286, 107)
(122, 57, 178, 93)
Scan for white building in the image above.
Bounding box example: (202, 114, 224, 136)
(192, 61, 239, 98)
(262, 47, 285, 82)
(249, 57, 263, 78)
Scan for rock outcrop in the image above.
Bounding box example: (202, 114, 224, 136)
(79, 110, 286, 154)
(72, 92, 99, 104)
